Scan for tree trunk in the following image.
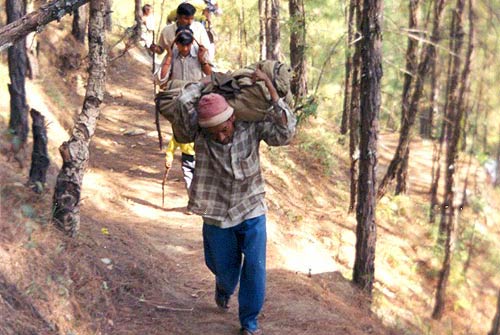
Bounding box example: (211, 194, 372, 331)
(395, 148, 409, 194)
(7, 0, 29, 152)
(289, 0, 307, 101)
(265, 0, 280, 60)
(352, 0, 382, 296)
(341, 0, 356, 135)
(0, 0, 90, 50)
(377, 0, 446, 200)
(72, 4, 88, 43)
(460, 102, 478, 208)
(270, 0, 280, 60)
(265, 0, 271, 59)
(495, 126, 500, 188)
(395, 0, 420, 195)
(349, 0, 361, 213)
(258, 0, 266, 60)
(104, 0, 112, 31)
(432, 0, 472, 320)
(490, 289, 500, 335)
(28, 109, 50, 193)
(52, 0, 107, 237)
(133, 0, 142, 43)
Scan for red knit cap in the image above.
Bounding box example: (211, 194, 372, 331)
(198, 93, 234, 128)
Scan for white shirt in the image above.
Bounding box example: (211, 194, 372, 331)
(157, 21, 213, 61)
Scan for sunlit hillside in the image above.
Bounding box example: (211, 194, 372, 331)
(1, 0, 500, 334)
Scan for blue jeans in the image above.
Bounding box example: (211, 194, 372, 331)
(203, 215, 267, 332)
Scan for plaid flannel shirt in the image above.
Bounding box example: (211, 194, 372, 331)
(173, 83, 297, 228)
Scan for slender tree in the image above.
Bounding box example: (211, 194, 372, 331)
(28, 109, 49, 193)
(432, 0, 473, 320)
(490, 289, 500, 335)
(289, 0, 307, 101)
(0, 0, 90, 50)
(265, 0, 280, 60)
(395, 0, 420, 195)
(340, 0, 356, 135)
(52, 0, 107, 236)
(377, 0, 446, 199)
(495, 126, 500, 188)
(352, 0, 382, 296)
(72, 4, 88, 43)
(348, 0, 361, 213)
(7, 0, 29, 155)
(104, 0, 112, 31)
(258, 0, 266, 60)
(133, 0, 142, 43)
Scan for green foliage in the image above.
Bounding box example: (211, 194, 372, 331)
(297, 129, 338, 176)
(469, 195, 486, 214)
(294, 95, 319, 126)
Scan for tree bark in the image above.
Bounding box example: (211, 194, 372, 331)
(289, 0, 307, 101)
(377, 0, 446, 200)
(104, 0, 112, 31)
(72, 4, 88, 43)
(341, 0, 356, 135)
(52, 0, 107, 237)
(28, 109, 50, 193)
(349, 0, 361, 213)
(495, 126, 500, 188)
(258, 0, 266, 60)
(395, 0, 420, 195)
(7, 0, 29, 152)
(432, 0, 472, 320)
(490, 289, 500, 335)
(133, 0, 142, 43)
(270, 0, 280, 60)
(352, 0, 382, 296)
(265, 0, 280, 60)
(0, 0, 90, 50)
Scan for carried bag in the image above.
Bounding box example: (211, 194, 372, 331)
(154, 60, 293, 125)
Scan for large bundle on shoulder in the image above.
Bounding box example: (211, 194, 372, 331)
(155, 60, 294, 127)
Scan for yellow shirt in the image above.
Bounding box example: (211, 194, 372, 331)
(165, 137, 195, 164)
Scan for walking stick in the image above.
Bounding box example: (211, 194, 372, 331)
(153, 31, 163, 150)
(162, 165, 170, 207)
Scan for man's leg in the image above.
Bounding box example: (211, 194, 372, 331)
(237, 215, 267, 332)
(181, 153, 195, 190)
(202, 223, 242, 307)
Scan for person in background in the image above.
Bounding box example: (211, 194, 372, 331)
(156, 27, 211, 196)
(171, 68, 297, 335)
(140, 4, 155, 48)
(150, 3, 212, 62)
(154, 26, 211, 85)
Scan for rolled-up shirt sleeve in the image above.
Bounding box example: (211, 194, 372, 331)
(256, 98, 297, 146)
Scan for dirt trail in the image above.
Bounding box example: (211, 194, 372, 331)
(59, 50, 398, 334)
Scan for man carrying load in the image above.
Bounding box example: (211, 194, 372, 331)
(171, 68, 296, 335)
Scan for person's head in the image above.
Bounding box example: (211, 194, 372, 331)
(198, 93, 235, 145)
(176, 3, 196, 26)
(174, 26, 194, 57)
(142, 4, 152, 16)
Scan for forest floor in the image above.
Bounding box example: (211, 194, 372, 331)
(1, 25, 500, 335)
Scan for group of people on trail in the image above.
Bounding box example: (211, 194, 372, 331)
(141, 2, 297, 334)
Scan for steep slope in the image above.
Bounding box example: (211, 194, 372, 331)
(1, 23, 500, 335)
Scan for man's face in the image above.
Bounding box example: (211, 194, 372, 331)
(205, 116, 236, 145)
(176, 42, 192, 57)
(177, 15, 194, 26)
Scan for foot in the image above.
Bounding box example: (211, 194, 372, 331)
(214, 284, 230, 311)
(240, 328, 263, 335)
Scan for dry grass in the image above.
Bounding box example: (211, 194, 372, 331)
(1, 18, 500, 335)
